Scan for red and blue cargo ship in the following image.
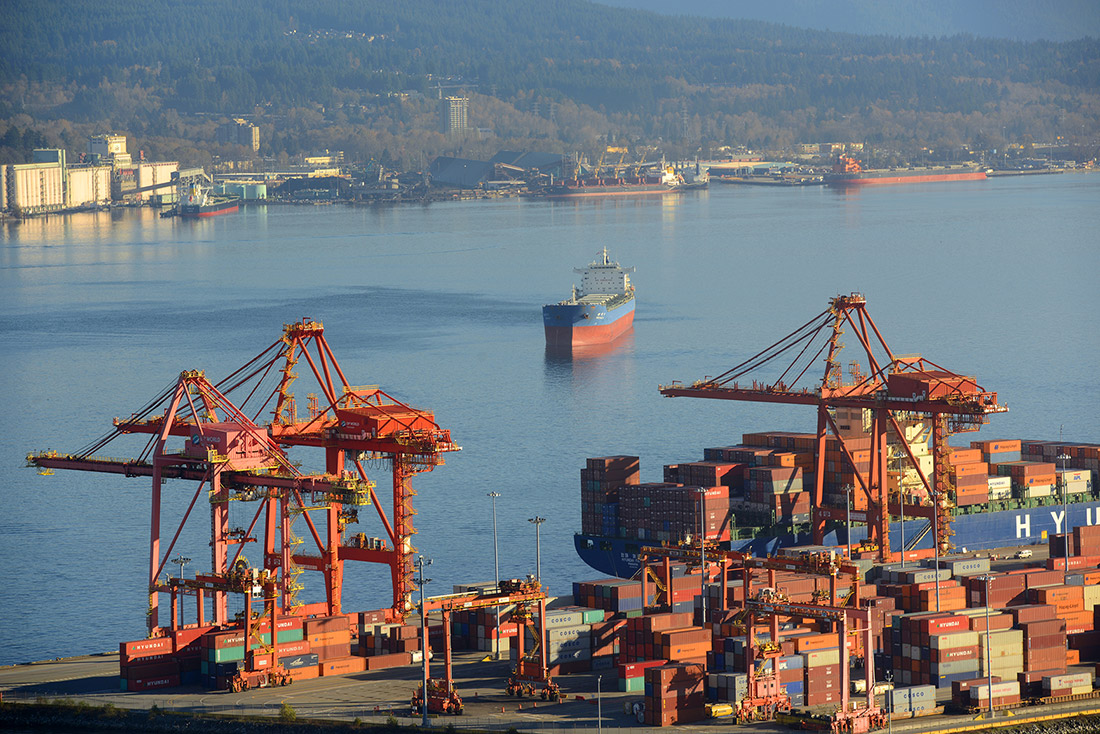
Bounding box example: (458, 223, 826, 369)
(544, 249, 635, 347)
(576, 439, 1100, 579)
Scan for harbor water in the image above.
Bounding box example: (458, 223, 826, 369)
(1, 174, 1098, 666)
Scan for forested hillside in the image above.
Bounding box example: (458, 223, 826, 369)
(2, 0, 1097, 167)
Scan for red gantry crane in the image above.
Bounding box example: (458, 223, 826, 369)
(412, 577, 555, 716)
(28, 320, 457, 645)
(659, 294, 1006, 563)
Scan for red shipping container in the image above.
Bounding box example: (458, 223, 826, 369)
(1008, 605, 1057, 625)
(120, 636, 174, 663)
(121, 659, 179, 681)
(124, 674, 180, 692)
(364, 652, 412, 670)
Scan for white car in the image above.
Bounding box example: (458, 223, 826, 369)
(1014, 549, 1033, 559)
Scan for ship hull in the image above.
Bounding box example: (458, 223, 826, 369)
(179, 199, 240, 218)
(827, 170, 987, 186)
(544, 299, 635, 346)
(575, 500, 1100, 578)
(540, 183, 676, 198)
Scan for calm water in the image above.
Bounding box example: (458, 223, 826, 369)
(2, 175, 1098, 666)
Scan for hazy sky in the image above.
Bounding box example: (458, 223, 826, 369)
(594, 0, 1100, 42)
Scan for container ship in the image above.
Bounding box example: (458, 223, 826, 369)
(576, 435, 1100, 579)
(826, 154, 988, 186)
(543, 249, 635, 347)
(179, 182, 240, 217)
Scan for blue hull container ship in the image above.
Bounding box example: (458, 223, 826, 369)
(576, 436, 1099, 578)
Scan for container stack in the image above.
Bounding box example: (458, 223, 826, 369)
(507, 605, 615, 675)
(618, 483, 734, 542)
(120, 637, 183, 692)
(580, 456, 639, 536)
(950, 676, 1002, 709)
(705, 670, 748, 703)
(947, 448, 989, 507)
(619, 659, 668, 692)
(197, 616, 308, 689)
(643, 663, 707, 726)
(802, 643, 843, 706)
(1042, 671, 1093, 697)
(995, 461, 1057, 499)
(356, 620, 419, 670)
(572, 577, 656, 615)
(971, 618, 1023, 684)
(1019, 618, 1067, 678)
(887, 684, 937, 717)
(969, 680, 1022, 708)
(971, 439, 1022, 465)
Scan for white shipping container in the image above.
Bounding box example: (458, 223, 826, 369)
(931, 631, 979, 650)
(971, 681, 1020, 700)
(804, 648, 841, 667)
(988, 475, 1012, 489)
(1024, 485, 1054, 498)
(1044, 672, 1093, 690)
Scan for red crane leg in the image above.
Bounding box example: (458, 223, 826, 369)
(327, 503, 342, 616)
(149, 461, 164, 633)
(211, 469, 229, 625)
(537, 597, 548, 681)
(444, 609, 454, 689)
(813, 407, 829, 545)
(392, 460, 416, 615)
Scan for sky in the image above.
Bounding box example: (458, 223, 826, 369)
(594, 0, 1100, 42)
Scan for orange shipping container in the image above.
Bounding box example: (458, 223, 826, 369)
(309, 629, 352, 646)
(795, 634, 839, 652)
(321, 656, 367, 676)
(288, 665, 320, 681)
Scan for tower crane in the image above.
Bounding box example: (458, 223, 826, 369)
(27, 320, 457, 641)
(659, 294, 1006, 562)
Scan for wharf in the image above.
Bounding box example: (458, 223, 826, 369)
(4, 647, 1100, 734)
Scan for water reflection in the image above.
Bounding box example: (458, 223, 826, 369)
(544, 329, 635, 367)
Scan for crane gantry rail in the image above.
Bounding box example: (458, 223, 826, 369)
(659, 294, 1006, 562)
(28, 319, 457, 640)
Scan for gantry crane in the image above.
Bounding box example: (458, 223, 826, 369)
(638, 541, 865, 618)
(744, 592, 885, 733)
(413, 577, 553, 715)
(659, 294, 1006, 562)
(27, 320, 457, 643)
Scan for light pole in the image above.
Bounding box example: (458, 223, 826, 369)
(844, 484, 852, 558)
(529, 516, 546, 584)
(597, 674, 603, 734)
(931, 477, 941, 613)
(1059, 453, 1070, 568)
(488, 492, 501, 660)
(416, 554, 432, 728)
(897, 483, 906, 569)
(885, 669, 893, 734)
(172, 555, 191, 625)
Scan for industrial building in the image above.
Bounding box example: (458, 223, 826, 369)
(2, 136, 179, 215)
